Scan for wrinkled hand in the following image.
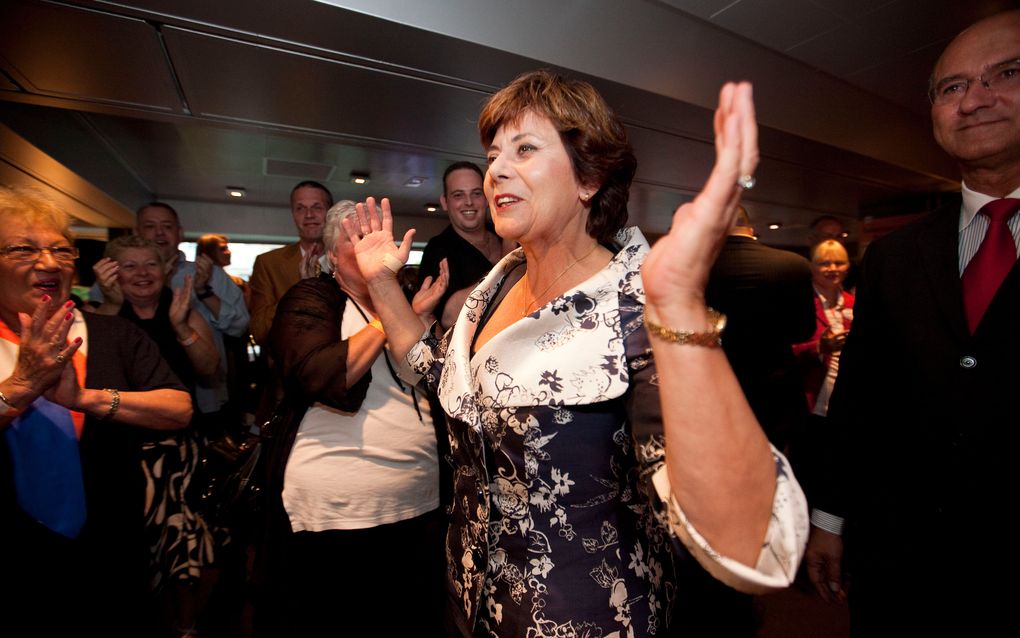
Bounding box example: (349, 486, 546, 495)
(92, 257, 124, 307)
(194, 254, 213, 290)
(9, 297, 83, 400)
(169, 275, 194, 337)
(642, 82, 758, 312)
(819, 328, 847, 354)
(806, 527, 847, 604)
(344, 197, 416, 283)
(43, 359, 83, 410)
(412, 258, 449, 318)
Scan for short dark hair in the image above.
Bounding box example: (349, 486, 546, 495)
(478, 70, 636, 243)
(290, 181, 334, 207)
(442, 162, 484, 196)
(809, 215, 843, 231)
(136, 201, 179, 225)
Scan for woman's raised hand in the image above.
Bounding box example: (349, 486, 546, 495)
(412, 257, 449, 320)
(343, 197, 416, 282)
(169, 274, 194, 336)
(642, 82, 758, 314)
(10, 296, 82, 399)
(92, 257, 124, 307)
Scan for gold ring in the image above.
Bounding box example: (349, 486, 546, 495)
(55, 353, 66, 364)
(737, 175, 756, 190)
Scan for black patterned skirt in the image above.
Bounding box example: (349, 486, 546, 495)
(140, 432, 229, 590)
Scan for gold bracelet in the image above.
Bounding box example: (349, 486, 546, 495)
(101, 388, 120, 421)
(643, 307, 726, 347)
(0, 389, 22, 415)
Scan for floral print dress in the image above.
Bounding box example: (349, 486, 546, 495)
(404, 228, 807, 638)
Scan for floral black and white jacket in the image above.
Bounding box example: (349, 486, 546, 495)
(404, 227, 808, 638)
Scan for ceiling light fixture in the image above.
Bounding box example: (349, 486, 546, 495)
(768, 223, 781, 230)
(350, 171, 370, 185)
(425, 203, 439, 213)
(404, 177, 426, 188)
(226, 187, 246, 198)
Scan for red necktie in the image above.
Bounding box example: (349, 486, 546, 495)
(961, 198, 1020, 332)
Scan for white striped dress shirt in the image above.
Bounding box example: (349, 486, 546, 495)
(959, 183, 1020, 274)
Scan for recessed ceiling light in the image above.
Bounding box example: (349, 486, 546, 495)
(425, 203, 439, 213)
(768, 223, 781, 230)
(404, 177, 426, 188)
(350, 171, 370, 185)
(226, 187, 246, 198)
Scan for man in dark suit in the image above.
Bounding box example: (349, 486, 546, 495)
(705, 205, 815, 451)
(249, 181, 333, 344)
(805, 10, 1020, 634)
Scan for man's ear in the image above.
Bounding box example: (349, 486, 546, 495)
(440, 194, 449, 212)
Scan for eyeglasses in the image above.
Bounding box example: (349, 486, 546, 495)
(929, 58, 1020, 106)
(0, 244, 80, 263)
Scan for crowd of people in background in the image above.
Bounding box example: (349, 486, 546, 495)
(2, 7, 1019, 637)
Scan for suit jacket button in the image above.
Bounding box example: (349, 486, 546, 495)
(959, 355, 977, 369)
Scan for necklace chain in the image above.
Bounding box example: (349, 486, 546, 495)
(521, 244, 599, 316)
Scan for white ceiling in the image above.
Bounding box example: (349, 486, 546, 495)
(0, 0, 1012, 247)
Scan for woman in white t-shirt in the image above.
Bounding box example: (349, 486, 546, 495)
(262, 200, 449, 636)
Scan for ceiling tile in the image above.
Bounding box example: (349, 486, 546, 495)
(807, 0, 894, 21)
(707, 0, 846, 52)
(656, 0, 741, 20)
(0, 1, 183, 111)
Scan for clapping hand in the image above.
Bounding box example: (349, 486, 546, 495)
(194, 254, 213, 290)
(412, 258, 449, 321)
(9, 296, 83, 406)
(343, 197, 416, 283)
(92, 257, 124, 307)
(169, 274, 194, 337)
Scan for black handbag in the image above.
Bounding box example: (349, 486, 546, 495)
(191, 422, 268, 527)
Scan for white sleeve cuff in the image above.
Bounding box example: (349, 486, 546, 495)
(809, 509, 845, 536)
(651, 447, 809, 594)
(397, 326, 435, 386)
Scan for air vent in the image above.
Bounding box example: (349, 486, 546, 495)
(264, 158, 335, 181)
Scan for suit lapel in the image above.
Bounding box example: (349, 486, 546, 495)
(916, 203, 969, 342)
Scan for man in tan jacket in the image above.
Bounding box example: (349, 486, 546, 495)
(249, 181, 333, 344)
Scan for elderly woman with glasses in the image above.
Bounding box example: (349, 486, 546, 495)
(342, 72, 807, 637)
(257, 200, 449, 636)
(0, 185, 192, 637)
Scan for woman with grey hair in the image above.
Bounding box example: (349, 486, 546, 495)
(258, 200, 449, 635)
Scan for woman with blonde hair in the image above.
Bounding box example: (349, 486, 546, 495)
(0, 185, 192, 636)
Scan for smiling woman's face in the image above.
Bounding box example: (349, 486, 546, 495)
(484, 110, 588, 247)
(810, 241, 850, 293)
(0, 217, 74, 325)
(115, 246, 166, 305)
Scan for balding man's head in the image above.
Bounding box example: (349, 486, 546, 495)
(930, 10, 1020, 182)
